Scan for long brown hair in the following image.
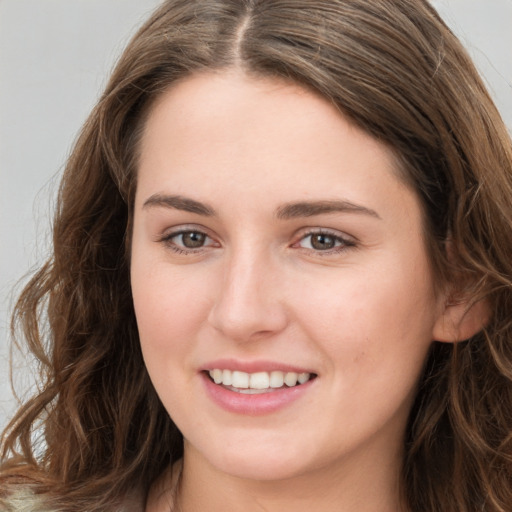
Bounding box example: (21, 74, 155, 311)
(2, 1, 512, 510)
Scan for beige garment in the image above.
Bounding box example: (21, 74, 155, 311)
(0, 489, 145, 512)
(0, 489, 53, 512)
(0, 462, 182, 512)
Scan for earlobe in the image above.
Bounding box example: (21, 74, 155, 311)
(432, 296, 491, 343)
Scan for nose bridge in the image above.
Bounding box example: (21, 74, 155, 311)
(207, 242, 287, 341)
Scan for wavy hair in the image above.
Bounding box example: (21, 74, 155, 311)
(1, 1, 512, 510)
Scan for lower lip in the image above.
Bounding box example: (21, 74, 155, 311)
(201, 372, 315, 415)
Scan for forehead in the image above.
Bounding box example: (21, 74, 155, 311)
(137, 71, 406, 206)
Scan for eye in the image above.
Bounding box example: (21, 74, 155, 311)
(295, 230, 355, 253)
(160, 229, 217, 254)
(174, 231, 208, 249)
(302, 233, 339, 250)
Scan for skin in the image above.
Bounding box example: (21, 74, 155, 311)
(131, 71, 453, 511)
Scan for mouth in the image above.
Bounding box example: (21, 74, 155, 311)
(206, 369, 317, 395)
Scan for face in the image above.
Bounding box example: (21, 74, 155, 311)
(131, 71, 445, 482)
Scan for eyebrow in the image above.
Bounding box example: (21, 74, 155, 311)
(143, 194, 216, 216)
(142, 194, 380, 220)
(276, 200, 381, 220)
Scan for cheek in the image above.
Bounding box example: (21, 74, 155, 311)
(130, 264, 213, 420)
(292, 254, 438, 377)
(130, 252, 212, 364)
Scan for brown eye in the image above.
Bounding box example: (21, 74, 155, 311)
(309, 233, 337, 250)
(296, 231, 353, 253)
(162, 228, 218, 254)
(179, 231, 207, 248)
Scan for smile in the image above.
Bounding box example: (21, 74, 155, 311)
(201, 362, 318, 415)
(208, 369, 314, 394)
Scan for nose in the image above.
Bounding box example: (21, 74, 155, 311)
(207, 249, 289, 343)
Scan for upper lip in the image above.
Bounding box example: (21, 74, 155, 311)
(199, 358, 317, 375)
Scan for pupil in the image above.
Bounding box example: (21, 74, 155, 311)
(311, 234, 334, 250)
(183, 232, 205, 248)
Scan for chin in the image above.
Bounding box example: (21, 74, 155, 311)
(214, 454, 308, 482)
(193, 435, 319, 482)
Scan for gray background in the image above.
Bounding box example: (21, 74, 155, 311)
(1, 0, 511, 432)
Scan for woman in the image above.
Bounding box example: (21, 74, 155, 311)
(1, 0, 511, 510)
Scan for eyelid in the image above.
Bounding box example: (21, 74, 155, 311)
(293, 226, 356, 240)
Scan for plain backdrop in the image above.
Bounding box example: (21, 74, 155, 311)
(1, 0, 511, 432)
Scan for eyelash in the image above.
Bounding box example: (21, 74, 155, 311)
(158, 228, 356, 256)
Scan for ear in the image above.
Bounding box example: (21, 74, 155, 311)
(432, 294, 491, 343)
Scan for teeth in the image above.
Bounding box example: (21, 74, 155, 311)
(231, 371, 249, 389)
(250, 372, 270, 389)
(222, 369, 232, 386)
(208, 369, 312, 390)
(212, 369, 222, 384)
(284, 372, 298, 387)
(269, 371, 284, 388)
(298, 372, 310, 384)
